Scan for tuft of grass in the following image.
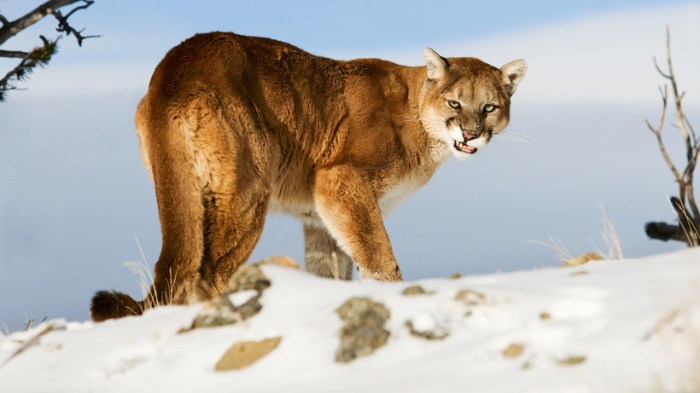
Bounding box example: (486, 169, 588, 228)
(529, 203, 624, 265)
(122, 236, 176, 314)
(526, 235, 574, 265)
(669, 196, 700, 248)
(595, 203, 624, 260)
(0, 320, 10, 336)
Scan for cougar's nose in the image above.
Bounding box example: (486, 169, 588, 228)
(461, 128, 480, 140)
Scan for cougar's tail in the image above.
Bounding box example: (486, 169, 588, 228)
(90, 291, 144, 321)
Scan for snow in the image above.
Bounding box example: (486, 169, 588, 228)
(1, 249, 699, 392)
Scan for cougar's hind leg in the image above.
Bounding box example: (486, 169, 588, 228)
(90, 96, 207, 321)
(304, 223, 353, 280)
(199, 192, 270, 295)
(144, 98, 212, 308)
(194, 94, 272, 296)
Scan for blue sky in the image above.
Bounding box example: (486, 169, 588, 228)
(0, 0, 698, 329)
(3, 1, 694, 66)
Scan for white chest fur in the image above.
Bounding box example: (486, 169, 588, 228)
(378, 176, 424, 215)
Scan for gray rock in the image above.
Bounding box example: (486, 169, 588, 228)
(335, 297, 390, 363)
(184, 265, 270, 331)
(401, 285, 433, 296)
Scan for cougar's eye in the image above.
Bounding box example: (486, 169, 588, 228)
(447, 100, 461, 110)
(483, 104, 497, 113)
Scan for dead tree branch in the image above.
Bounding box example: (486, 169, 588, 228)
(0, 0, 98, 101)
(645, 27, 700, 247)
(0, 49, 29, 58)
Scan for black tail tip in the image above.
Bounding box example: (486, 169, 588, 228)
(90, 290, 142, 322)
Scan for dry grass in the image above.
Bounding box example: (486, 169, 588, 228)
(526, 235, 574, 264)
(668, 196, 700, 248)
(595, 203, 624, 260)
(123, 236, 176, 314)
(0, 321, 10, 336)
(529, 203, 623, 265)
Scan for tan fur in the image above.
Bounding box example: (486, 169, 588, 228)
(91, 32, 526, 321)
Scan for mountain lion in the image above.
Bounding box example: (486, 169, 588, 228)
(91, 32, 526, 321)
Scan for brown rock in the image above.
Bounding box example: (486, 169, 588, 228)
(556, 355, 586, 366)
(253, 255, 300, 269)
(401, 285, 433, 296)
(214, 336, 282, 371)
(502, 343, 525, 359)
(454, 289, 486, 305)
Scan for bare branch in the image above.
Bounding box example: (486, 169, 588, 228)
(645, 26, 700, 246)
(0, 35, 59, 101)
(0, 0, 97, 101)
(0, 0, 83, 46)
(653, 56, 671, 80)
(0, 49, 29, 58)
(645, 85, 683, 184)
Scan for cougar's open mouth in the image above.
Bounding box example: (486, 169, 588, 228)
(453, 129, 478, 154)
(454, 140, 477, 154)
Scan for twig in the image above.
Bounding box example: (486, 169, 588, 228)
(646, 85, 682, 184)
(48, 0, 100, 47)
(0, 322, 64, 367)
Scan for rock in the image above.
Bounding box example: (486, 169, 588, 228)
(214, 336, 282, 371)
(186, 264, 271, 331)
(188, 294, 262, 330)
(569, 270, 589, 277)
(335, 297, 390, 363)
(401, 285, 433, 296)
(406, 312, 449, 340)
(252, 255, 300, 269)
(454, 289, 486, 305)
(556, 355, 586, 366)
(502, 343, 525, 359)
(225, 264, 271, 293)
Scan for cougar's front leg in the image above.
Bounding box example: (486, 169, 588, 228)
(313, 165, 403, 281)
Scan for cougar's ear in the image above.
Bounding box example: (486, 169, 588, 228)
(424, 48, 448, 81)
(500, 59, 527, 95)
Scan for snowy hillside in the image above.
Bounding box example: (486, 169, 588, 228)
(1, 249, 699, 393)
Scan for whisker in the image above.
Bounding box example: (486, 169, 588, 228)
(493, 130, 538, 146)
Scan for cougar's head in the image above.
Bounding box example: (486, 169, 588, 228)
(419, 48, 526, 160)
